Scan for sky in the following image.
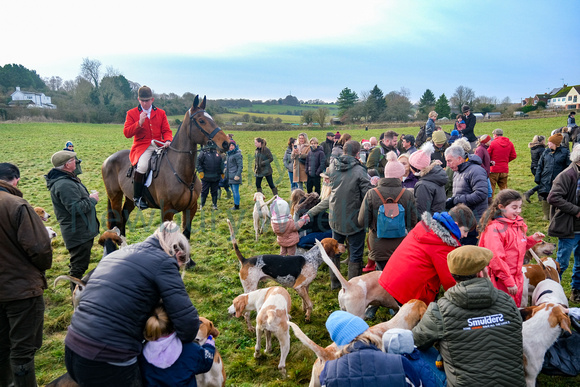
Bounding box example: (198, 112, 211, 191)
(3, 0, 579, 104)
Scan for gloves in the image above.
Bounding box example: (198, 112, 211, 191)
(234, 176, 240, 181)
(221, 174, 225, 179)
(205, 335, 215, 348)
(199, 172, 204, 180)
(445, 197, 455, 210)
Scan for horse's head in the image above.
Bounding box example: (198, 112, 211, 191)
(184, 95, 229, 151)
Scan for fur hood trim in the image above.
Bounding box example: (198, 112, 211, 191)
(421, 212, 459, 247)
(294, 193, 320, 216)
(419, 161, 440, 177)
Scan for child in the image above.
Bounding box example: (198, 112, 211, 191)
(455, 114, 466, 133)
(271, 197, 306, 256)
(140, 304, 216, 386)
(448, 129, 460, 145)
(478, 189, 544, 307)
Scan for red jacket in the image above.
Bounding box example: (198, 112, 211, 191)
(124, 105, 173, 166)
(488, 136, 516, 173)
(479, 216, 538, 307)
(379, 212, 460, 305)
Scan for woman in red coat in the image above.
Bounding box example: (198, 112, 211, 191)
(378, 205, 475, 306)
(123, 86, 173, 209)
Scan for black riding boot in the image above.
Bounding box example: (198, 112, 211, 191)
(133, 172, 148, 210)
(11, 359, 36, 387)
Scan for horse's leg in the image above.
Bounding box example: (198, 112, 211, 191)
(107, 192, 124, 234)
(181, 206, 197, 240)
(121, 196, 135, 236)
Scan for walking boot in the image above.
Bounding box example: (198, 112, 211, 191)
(524, 189, 533, 203)
(348, 261, 363, 280)
(330, 254, 342, 290)
(11, 359, 36, 387)
(570, 289, 580, 303)
(0, 360, 13, 387)
(541, 200, 551, 221)
(230, 204, 240, 210)
(133, 172, 148, 210)
(272, 186, 278, 197)
(362, 259, 376, 273)
(226, 190, 232, 199)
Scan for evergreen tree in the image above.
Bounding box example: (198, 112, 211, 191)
(418, 89, 436, 117)
(0, 64, 46, 90)
(367, 85, 386, 122)
(434, 93, 451, 119)
(337, 87, 358, 117)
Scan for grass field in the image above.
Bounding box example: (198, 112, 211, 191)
(1, 116, 578, 386)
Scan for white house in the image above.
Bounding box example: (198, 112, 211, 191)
(546, 85, 580, 109)
(564, 86, 580, 109)
(9, 87, 56, 109)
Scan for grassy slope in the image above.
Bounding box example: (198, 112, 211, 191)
(1, 117, 578, 386)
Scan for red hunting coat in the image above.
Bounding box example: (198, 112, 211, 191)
(124, 105, 173, 166)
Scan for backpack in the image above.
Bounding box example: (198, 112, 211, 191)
(416, 125, 427, 147)
(374, 188, 407, 239)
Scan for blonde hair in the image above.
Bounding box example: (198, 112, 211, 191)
(429, 111, 438, 119)
(335, 331, 382, 357)
(154, 221, 191, 266)
(144, 304, 173, 341)
(298, 133, 309, 144)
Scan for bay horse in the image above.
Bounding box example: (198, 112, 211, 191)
(102, 95, 229, 239)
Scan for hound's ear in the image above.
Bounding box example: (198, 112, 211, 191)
(193, 95, 200, 109)
(200, 96, 207, 110)
(234, 295, 248, 318)
(210, 322, 220, 338)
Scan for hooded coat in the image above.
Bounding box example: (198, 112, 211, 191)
(488, 136, 517, 173)
(307, 155, 371, 236)
(45, 168, 99, 250)
(528, 142, 545, 175)
(413, 163, 448, 215)
(535, 146, 570, 195)
(451, 154, 488, 220)
(123, 105, 173, 166)
(226, 144, 243, 185)
(254, 146, 274, 177)
(479, 216, 538, 307)
(412, 278, 525, 387)
(379, 212, 460, 305)
(474, 144, 491, 176)
(305, 145, 326, 177)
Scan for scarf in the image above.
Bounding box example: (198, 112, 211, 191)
(142, 332, 182, 369)
(433, 212, 462, 240)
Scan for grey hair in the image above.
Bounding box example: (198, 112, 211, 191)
(445, 145, 466, 159)
(492, 128, 503, 136)
(571, 144, 580, 163)
(154, 221, 191, 265)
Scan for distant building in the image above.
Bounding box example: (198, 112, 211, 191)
(485, 112, 501, 119)
(9, 86, 56, 109)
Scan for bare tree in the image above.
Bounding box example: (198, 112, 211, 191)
(104, 66, 121, 78)
(450, 85, 475, 110)
(314, 107, 329, 128)
(80, 57, 102, 89)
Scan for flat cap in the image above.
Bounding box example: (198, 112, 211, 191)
(51, 150, 76, 167)
(447, 245, 493, 276)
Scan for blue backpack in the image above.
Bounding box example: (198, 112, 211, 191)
(374, 188, 407, 239)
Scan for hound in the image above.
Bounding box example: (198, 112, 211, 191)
(195, 317, 226, 387)
(34, 206, 51, 221)
(288, 299, 427, 387)
(531, 279, 569, 307)
(523, 240, 556, 264)
(253, 192, 277, 241)
(228, 287, 292, 374)
(227, 219, 339, 326)
(522, 257, 561, 307)
(46, 226, 58, 240)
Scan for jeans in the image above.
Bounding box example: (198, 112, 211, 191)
(65, 346, 142, 387)
(332, 229, 366, 263)
(230, 183, 240, 205)
(288, 172, 299, 191)
(0, 296, 44, 365)
(556, 234, 580, 289)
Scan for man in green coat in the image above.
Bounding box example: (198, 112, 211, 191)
(46, 151, 99, 290)
(412, 246, 525, 387)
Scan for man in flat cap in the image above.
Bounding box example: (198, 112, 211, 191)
(123, 85, 173, 209)
(46, 151, 99, 290)
(412, 245, 524, 387)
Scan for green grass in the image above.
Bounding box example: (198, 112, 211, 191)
(1, 117, 578, 386)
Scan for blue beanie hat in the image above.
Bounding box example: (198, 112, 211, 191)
(65, 141, 73, 147)
(325, 311, 369, 346)
(451, 130, 459, 137)
(433, 212, 462, 240)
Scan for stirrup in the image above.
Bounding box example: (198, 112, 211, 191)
(134, 197, 148, 210)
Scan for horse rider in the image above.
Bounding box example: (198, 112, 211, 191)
(123, 85, 173, 210)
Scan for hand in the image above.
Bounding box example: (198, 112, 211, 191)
(89, 193, 99, 202)
(199, 172, 204, 180)
(445, 197, 455, 210)
(490, 161, 495, 166)
(205, 335, 215, 348)
(507, 286, 518, 295)
(139, 111, 147, 126)
(432, 159, 442, 165)
(370, 176, 380, 186)
(301, 214, 310, 223)
(532, 232, 545, 241)
(234, 176, 240, 181)
(163, 141, 171, 148)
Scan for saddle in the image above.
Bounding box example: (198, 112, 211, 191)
(125, 148, 167, 209)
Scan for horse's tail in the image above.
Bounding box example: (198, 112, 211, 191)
(226, 219, 245, 264)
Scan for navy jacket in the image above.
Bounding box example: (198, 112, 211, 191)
(535, 146, 571, 195)
(197, 148, 224, 182)
(306, 146, 326, 177)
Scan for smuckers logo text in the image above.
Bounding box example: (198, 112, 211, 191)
(463, 313, 510, 330)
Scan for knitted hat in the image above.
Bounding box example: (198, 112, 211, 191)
(382, 329, 415, 355)
(450, 130, 459, 137)
(447, 246, 493, 276)
(335, 132, 341, 140)
(384, 151, 405, 179)
(138, 86, 153, 100)
(51, 150, 76, 167)
(479, 134, 492, 145)
(325, 311, 369, 346)
(65, 141, 74, 148)
(270, 197, 291, 224)
(548, 133, 563, 147)
(432, 131, 447, 145)
(409, 142, 434, 171)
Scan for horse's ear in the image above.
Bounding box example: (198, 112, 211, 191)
(200, 96, 207, 109)
(193, 95, 200, 109)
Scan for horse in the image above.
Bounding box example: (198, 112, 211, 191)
(102, 95, 229, 239)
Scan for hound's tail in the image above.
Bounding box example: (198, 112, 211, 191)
(53, 275, 86, 290)
(98, 227, 127, 257)
(288, 322, 335, 362)
(227, 219, 246, 264)
(315, 239, 349, 289)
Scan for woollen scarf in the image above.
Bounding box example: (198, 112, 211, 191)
(433, 212, 462, 240)
(142, 332, 182, 369)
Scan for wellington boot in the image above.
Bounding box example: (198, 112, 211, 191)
(348, 261, 363, 280)
(11, 359, 36, 387)
(330, 254, 342, 289)
(362, 259, 376, 273)
(541, 200, 551, 221)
